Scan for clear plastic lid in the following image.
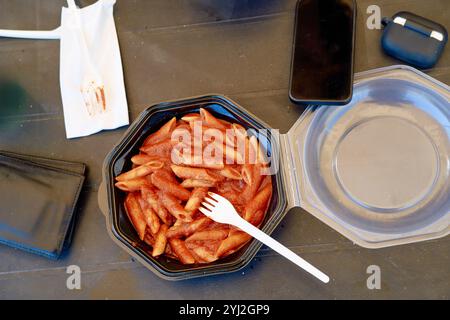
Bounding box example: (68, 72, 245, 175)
(281, 65, 450, 248)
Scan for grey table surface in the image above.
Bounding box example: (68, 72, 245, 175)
(0, 0, 448, 300)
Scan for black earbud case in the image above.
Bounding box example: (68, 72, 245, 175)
(382, 11, 448, 69)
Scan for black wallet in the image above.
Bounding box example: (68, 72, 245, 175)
(0, 151, 86, 259)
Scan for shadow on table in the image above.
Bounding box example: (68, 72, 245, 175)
(0, 78, 45, 130)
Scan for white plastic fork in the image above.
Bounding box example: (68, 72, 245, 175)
(200, 192, 330, 283)
(0, 28, 61, 39)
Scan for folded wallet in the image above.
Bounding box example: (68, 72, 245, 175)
(0, 151, 86, 259)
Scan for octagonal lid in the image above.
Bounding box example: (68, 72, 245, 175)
(284, 65, 449, 248)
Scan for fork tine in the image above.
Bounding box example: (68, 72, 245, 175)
(204, 197, 218, 206)
(202, 202, 215, 211)
(199, 207, 212, 216)
(207, 192, 225, 202)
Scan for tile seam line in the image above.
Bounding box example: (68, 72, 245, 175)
(0, 243, 350, 277)
(0, 238, 448, 278)
(2, 64, 448, 122)
(0, 260, 137, 277)
(117, 11, 293, 34)
(0, 88, 290, 121)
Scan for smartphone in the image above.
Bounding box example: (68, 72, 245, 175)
(289, 0, 356, 105)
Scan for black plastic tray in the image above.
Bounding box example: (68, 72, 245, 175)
(98, 95, 288, 280)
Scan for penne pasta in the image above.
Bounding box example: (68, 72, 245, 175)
(218, 166, 242, 180)
(248, 136, 267, 164)
(116, 161, 164, 182)
(178, 153, 224, 170)
(216, 231, 252, 258)
(248, 210, 265, 227)
(225, 123, 247, 156)
(181, 113, 201, 123)
(169, 239, 196, 264)
(115, 176, 152, 192)
(225, 144, 244, 164)
(241, 164, 264, 202)
(131, 154, 160, 166)
(154, 168, 179, 184)
(171, 165, 224, 182)
(158, 191, 192, 222)
(232, 123, 248, 141)
(164, 242, 178, 260)
(181, 179, 216, 189)
(143, 117, 177, 146)
(209, 141, 244, 165)
(186, 243, 218, 263)
(184, 187, 208, 214)
(152, 224, 169, 257)
(200, 108, 227, 130)
(137, 194, 161, 235)
(215, 180, 235, 194)
(218, 118, 232, 128)
(140, 139, 174, 158)
(124, 193, 147, 241)
(175, 122, 191, 131)
(231, 179, 245, 193)
(151, 172, 191, 201)
(200, 239, 222, 254)
(140, 186, 174, 225)
(144, 232, 155, 247)
(189, 120, 204, 136)
(258, 175, 272, 191)
(244, 183, 272, 218)
(241, 165, 253, 186)
(186, 228, 229, 242)
(244, 183, 272, 225)
(166, 216, 212, 239)
(218, 191, 241, 208)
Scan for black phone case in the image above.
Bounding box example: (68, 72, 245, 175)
(289, 0, 357, 106)
(382, 12, 448, 69)
(0, 152, 85, 259)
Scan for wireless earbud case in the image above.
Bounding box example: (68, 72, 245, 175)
(382, 11, 448, 69)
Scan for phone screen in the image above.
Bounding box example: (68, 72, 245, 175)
(290, 0, 355, 104)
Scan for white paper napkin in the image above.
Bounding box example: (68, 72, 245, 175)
(0, 0, 129, 139)
(60, 0, 129, 139)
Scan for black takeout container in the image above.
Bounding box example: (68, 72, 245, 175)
(98, 95, 287, 280)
